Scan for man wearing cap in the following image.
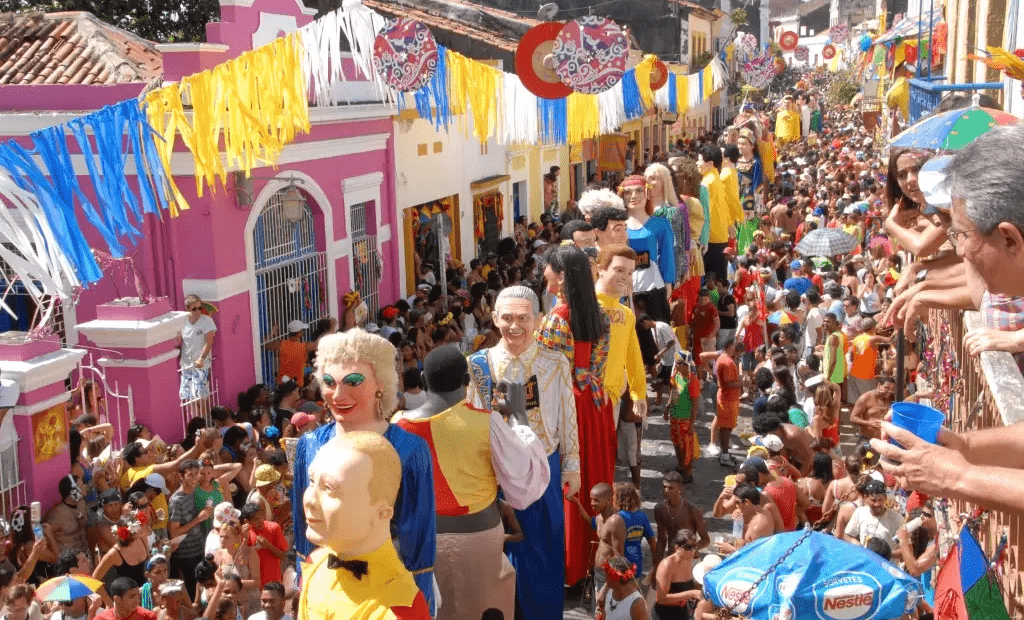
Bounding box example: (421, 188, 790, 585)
(783, 261, 813, 296)
(289, 408, 319, 436)
(247, 465, 285, 524)
(90, 489, 124, 555)
(843, 479, 903, 552)
(264, 318, 335, 388)
(143, 473, 171, 539)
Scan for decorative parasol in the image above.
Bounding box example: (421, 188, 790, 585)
(372, 18, 439, 92)
(552, 16, 629, 95)
(200, 301, 218, 316)
(822, 44, 837, 60)
(868, 236, 894, 256)
(649, 58, 669, 90)
(36, 575, 104, 602)
(778, 31, 798, 51)
(889, 102, 1019, 150)
(515, 21, 573, 99)
(795, 228, 859, 257)
(702, 531, 923, 620)
(767, 310, 795, 326)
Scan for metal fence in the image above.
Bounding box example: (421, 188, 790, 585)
(925, 308, 1024, 617)
(350, 201, 380, 320)
(0, 440, 26, 519)
(254, 189, 330, 386)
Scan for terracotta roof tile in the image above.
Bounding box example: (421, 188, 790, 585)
(0, 11, 161, 85)
(362, 0, 538, 54)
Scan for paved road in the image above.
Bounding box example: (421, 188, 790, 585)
(562, 382, 862, 618)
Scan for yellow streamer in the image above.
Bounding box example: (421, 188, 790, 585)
(566, 93, 600, 145)
(676, 74, 689, 114)
(145, 32, 310, 201)
(447, 49, 502, 143)
(703, 67, 713, 104)
(634, 54, 658, 109)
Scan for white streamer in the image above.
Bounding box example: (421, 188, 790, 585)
(300, 0, 391, 106)
(0, 171, 80, 324)
(598, 83, 626, 134)
(499, 75, 539, 145)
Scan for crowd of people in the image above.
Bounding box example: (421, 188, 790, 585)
(5, 62, 1024, 620)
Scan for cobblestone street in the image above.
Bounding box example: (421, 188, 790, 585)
(562, 383, 860, 618)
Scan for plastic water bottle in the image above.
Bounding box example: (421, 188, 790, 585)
(30, 502, 43, 540)
(732, 514, 744, 539)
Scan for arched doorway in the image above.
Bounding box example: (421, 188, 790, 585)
(252, 185, 330, 386)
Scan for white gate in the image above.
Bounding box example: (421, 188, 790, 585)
(75, 352, 136, 450)
(349, 201, 381, 320)
(254, 188, 330, 385)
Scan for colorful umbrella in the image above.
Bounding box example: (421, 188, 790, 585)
(702, 531, 923, 620)
(934, 526, 1010, 619)
(36, 575, 104, 602)
(795, 228, 858, 257)
(890, 105, 1018, 151)
(767, 311, 794, 326)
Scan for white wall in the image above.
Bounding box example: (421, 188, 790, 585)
(392, 112, 509, 268)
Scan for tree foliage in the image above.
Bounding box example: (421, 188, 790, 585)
(0, 0, 220, 42)
(827, 70, 861, 106)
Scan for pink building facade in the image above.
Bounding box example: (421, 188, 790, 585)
(0, 0, 400, 509)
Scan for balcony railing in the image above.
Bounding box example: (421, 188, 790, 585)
(925, 308, 1024, 617)
(908, 77, 1005, 123)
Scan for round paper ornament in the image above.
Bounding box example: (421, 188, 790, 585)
(650, 58, 669, 90)
(794, 45, 809, 62)
(779, 31, 798, 51)
(773, 56, 787, 74)
(822, 44, 837, 60)
(859, 34, 874, 52)
(552, 16, 629, 95)
(741, 33, 758, 56)
(904, 43, 918, 64)
(743, 56, 775, 88)
(829, 24, 850, 42)
(372, 18, 439, 92)
(515, 22, 573, 99)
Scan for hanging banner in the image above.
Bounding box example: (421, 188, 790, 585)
(598, 134, 628, 173)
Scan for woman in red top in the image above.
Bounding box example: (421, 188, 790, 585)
(736, 291, 766, 391)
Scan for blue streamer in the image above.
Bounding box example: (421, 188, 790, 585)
(414, 45, 450, 130)
(0, 140, 103, 284)
(538, 97, 567, 144)
(622, 68, 644, 120)
(0, 99, 174, 287)
(698, 72, 704, 103)
(667, 72, 677, 114)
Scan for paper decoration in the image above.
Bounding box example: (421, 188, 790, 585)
(146, 34, 310, 198)
(829, 24, 850, 42)
(743, 55, 775, 88)
(794, 46, 809, 62)
(516, 22, 573, 99)
(552, 16, 629, 95)
(448, 49, 502, 143)
(301, 3, 391, 105)
(650, 58, 669, 90)
(372, 18, 439, 92)
(823, 44, 837, 60)
(859, 34, 874, 52)
(779, 31, 798, 51)
(414, 44, 451, 130)
(741, 33, 759, 56)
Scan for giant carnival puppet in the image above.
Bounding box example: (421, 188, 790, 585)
(467, 285, 579, 620)
(394, 345, 550, 620)
(666, 157, 707, 330)
(297, 431, 430, 620)
(618, 174, 676, 322)
(291, 330, 437, 615)
(536, 245, 614, 588)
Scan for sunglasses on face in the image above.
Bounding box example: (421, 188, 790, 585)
(680, 543, 696, 550)
(189, 306, 202, 312)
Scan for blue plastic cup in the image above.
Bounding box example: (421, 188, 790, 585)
(889, 402, 945, 446)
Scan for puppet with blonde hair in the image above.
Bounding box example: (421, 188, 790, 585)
(647, 163, 690, 288)
(618, 175, 676, 322)
(667, 157, 707, 326)
(298, 431, 430, 620)
(291, 329, 438, 615)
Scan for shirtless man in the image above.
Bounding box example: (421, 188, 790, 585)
(652, 471, 708, 588)
(752, 408, 815, 477)
(45, 475, 89, 556)
(716, 484, 775, 552)
(770, 201, 801, 237)
(712, 460, 785, 534)
(570, 482, 625, 603)
(849, 376, 896, 442)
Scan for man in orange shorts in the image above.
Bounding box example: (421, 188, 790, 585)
(713, 339, 744, 467)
